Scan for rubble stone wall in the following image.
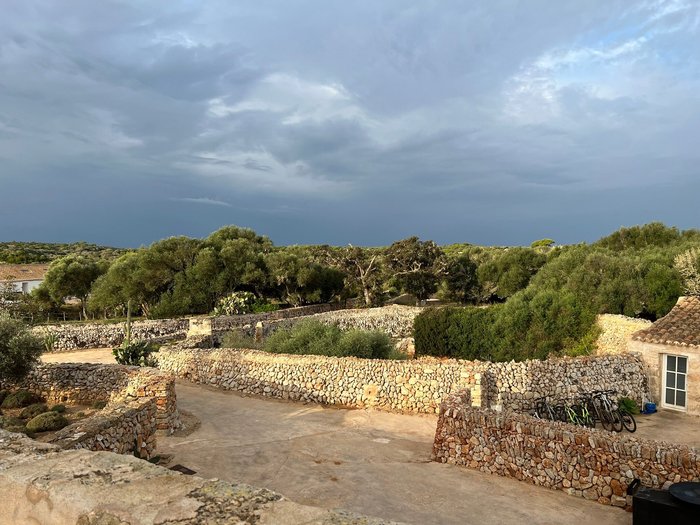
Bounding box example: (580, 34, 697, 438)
(48, 398, 157, 459)
(432, 390, 700, 507)
(157, 344, 649, 414)
(34, 318, 189, 351)
(595, 314, 652, 355)
(233, 305, 423, 340)
(1, 363, 180, 434)
(211, 302, 342, 332)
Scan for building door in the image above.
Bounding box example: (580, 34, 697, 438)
(663, 354, 688, 410)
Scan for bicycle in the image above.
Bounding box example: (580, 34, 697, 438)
(533, 396, 558, 421)
(591, 390, 622, 432)
(617, 406, 637, 433)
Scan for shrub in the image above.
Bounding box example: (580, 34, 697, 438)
(1, 390, 42, 409)
(336, 329, 393, 359)
(26, 411, 69, 433)
(212, 291, 256, 316)
(20, 403, 49, 419)
(221, 331, 261, 350)
(50, 404, 67, 413)
(0, 390, 8, 406)
(113, 340, 158, 367)
(0, 314, 43, 382)
(0, 415, 27, 433)
(91, 400, 107, 410)
(264, 320, 394, 359)
(618, 397, 639, 414)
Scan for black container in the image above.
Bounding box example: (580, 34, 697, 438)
(633, 486, 700, 525)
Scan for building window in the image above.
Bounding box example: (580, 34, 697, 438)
(21, 282, 29, 293)
(663, 354, 688, 410)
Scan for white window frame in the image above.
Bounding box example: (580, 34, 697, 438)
(661, 354, 688, 411)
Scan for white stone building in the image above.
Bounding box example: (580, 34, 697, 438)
(630, 296, 700, 415)
(0, 263, 49, 294)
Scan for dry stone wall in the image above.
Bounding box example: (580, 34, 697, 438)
(1, 363, 180, 434)
(237, 305, 423, 340)
(48, 398, 157, 459)
(595, 314, 652, 355)
(157, 344, 649, 414)
(433, 390, 700, 507)
(211, 302, 342, 332)
(34, 318, 189, 351)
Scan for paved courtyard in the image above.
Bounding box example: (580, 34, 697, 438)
(41, 348, 699, 524)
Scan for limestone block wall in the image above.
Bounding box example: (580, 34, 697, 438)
(34, 318, 189, 351)
(595, 314, 652, 355)
(629, 339, 700, 415)
(47, 398, 157, 459)
(157, 345, 649, 414)
(0, 430, 397, 525)
(1, 363, 180, 434)
(432, 390, 700, 507)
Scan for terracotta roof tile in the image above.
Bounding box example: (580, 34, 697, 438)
(0, 263, 50, 282)
(632, 296, 700, 348)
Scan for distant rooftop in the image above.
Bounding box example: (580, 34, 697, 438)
(632, 296, 700, 348)
(0, 263, 50, 282)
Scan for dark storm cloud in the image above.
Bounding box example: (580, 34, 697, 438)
(1, 0, 699, 247)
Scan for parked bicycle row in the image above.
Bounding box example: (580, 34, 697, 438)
(530, 389, 637, 433)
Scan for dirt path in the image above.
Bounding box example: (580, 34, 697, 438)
(159, 381, 630, 525)
(39, 350, 637, 524)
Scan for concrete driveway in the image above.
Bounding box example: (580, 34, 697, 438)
(159, 381, 629, 525)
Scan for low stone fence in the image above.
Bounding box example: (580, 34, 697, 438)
(234, 305, 423, 340)
(157, 344, 649, 414)
(48, 398, 157, 459)
(432, 390, 700, 507)
(1, 363, 180, 434)
(211, 302, 343, 333)
(34, 318, 189, 351)
(0, 430, 397, 525)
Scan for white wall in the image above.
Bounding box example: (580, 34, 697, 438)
(3, 279, 43, 294)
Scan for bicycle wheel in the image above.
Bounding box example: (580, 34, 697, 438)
(599, 409, 615, 431)
(534, 401, 548, 420)
(619, 410, 637, 433)
(609, 409, 623, 432)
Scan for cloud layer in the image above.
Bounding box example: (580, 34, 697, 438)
(1, 1, 699, 246)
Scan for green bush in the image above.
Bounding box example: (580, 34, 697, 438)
(91, 400, 107, 410)
(264, 320, 394, 359)
(618, 397, 639, 414)
(26, 411, 69, 433)
(20, 403, 48, 419)
(0, 315, 43, 382)
(221, 331, 261, 350)
(0, 415, 27, 433)
(113, 340, 158, 367)
(0, 390, 8, 406)
(50, 404, 67, 413)
(1, 390, 42, 409)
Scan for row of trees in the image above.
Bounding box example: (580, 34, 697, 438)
(415, 223, 700, 360)
(4, 223, 699, 344)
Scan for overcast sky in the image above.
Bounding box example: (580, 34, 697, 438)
(1, 1, 698, 247)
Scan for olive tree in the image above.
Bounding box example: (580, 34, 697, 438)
(0, 314, 42, 382)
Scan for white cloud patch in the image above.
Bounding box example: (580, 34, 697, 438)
(208, 73, 371, 126)
(170, 197, 232, 207)
(177, 148, 348, 195)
